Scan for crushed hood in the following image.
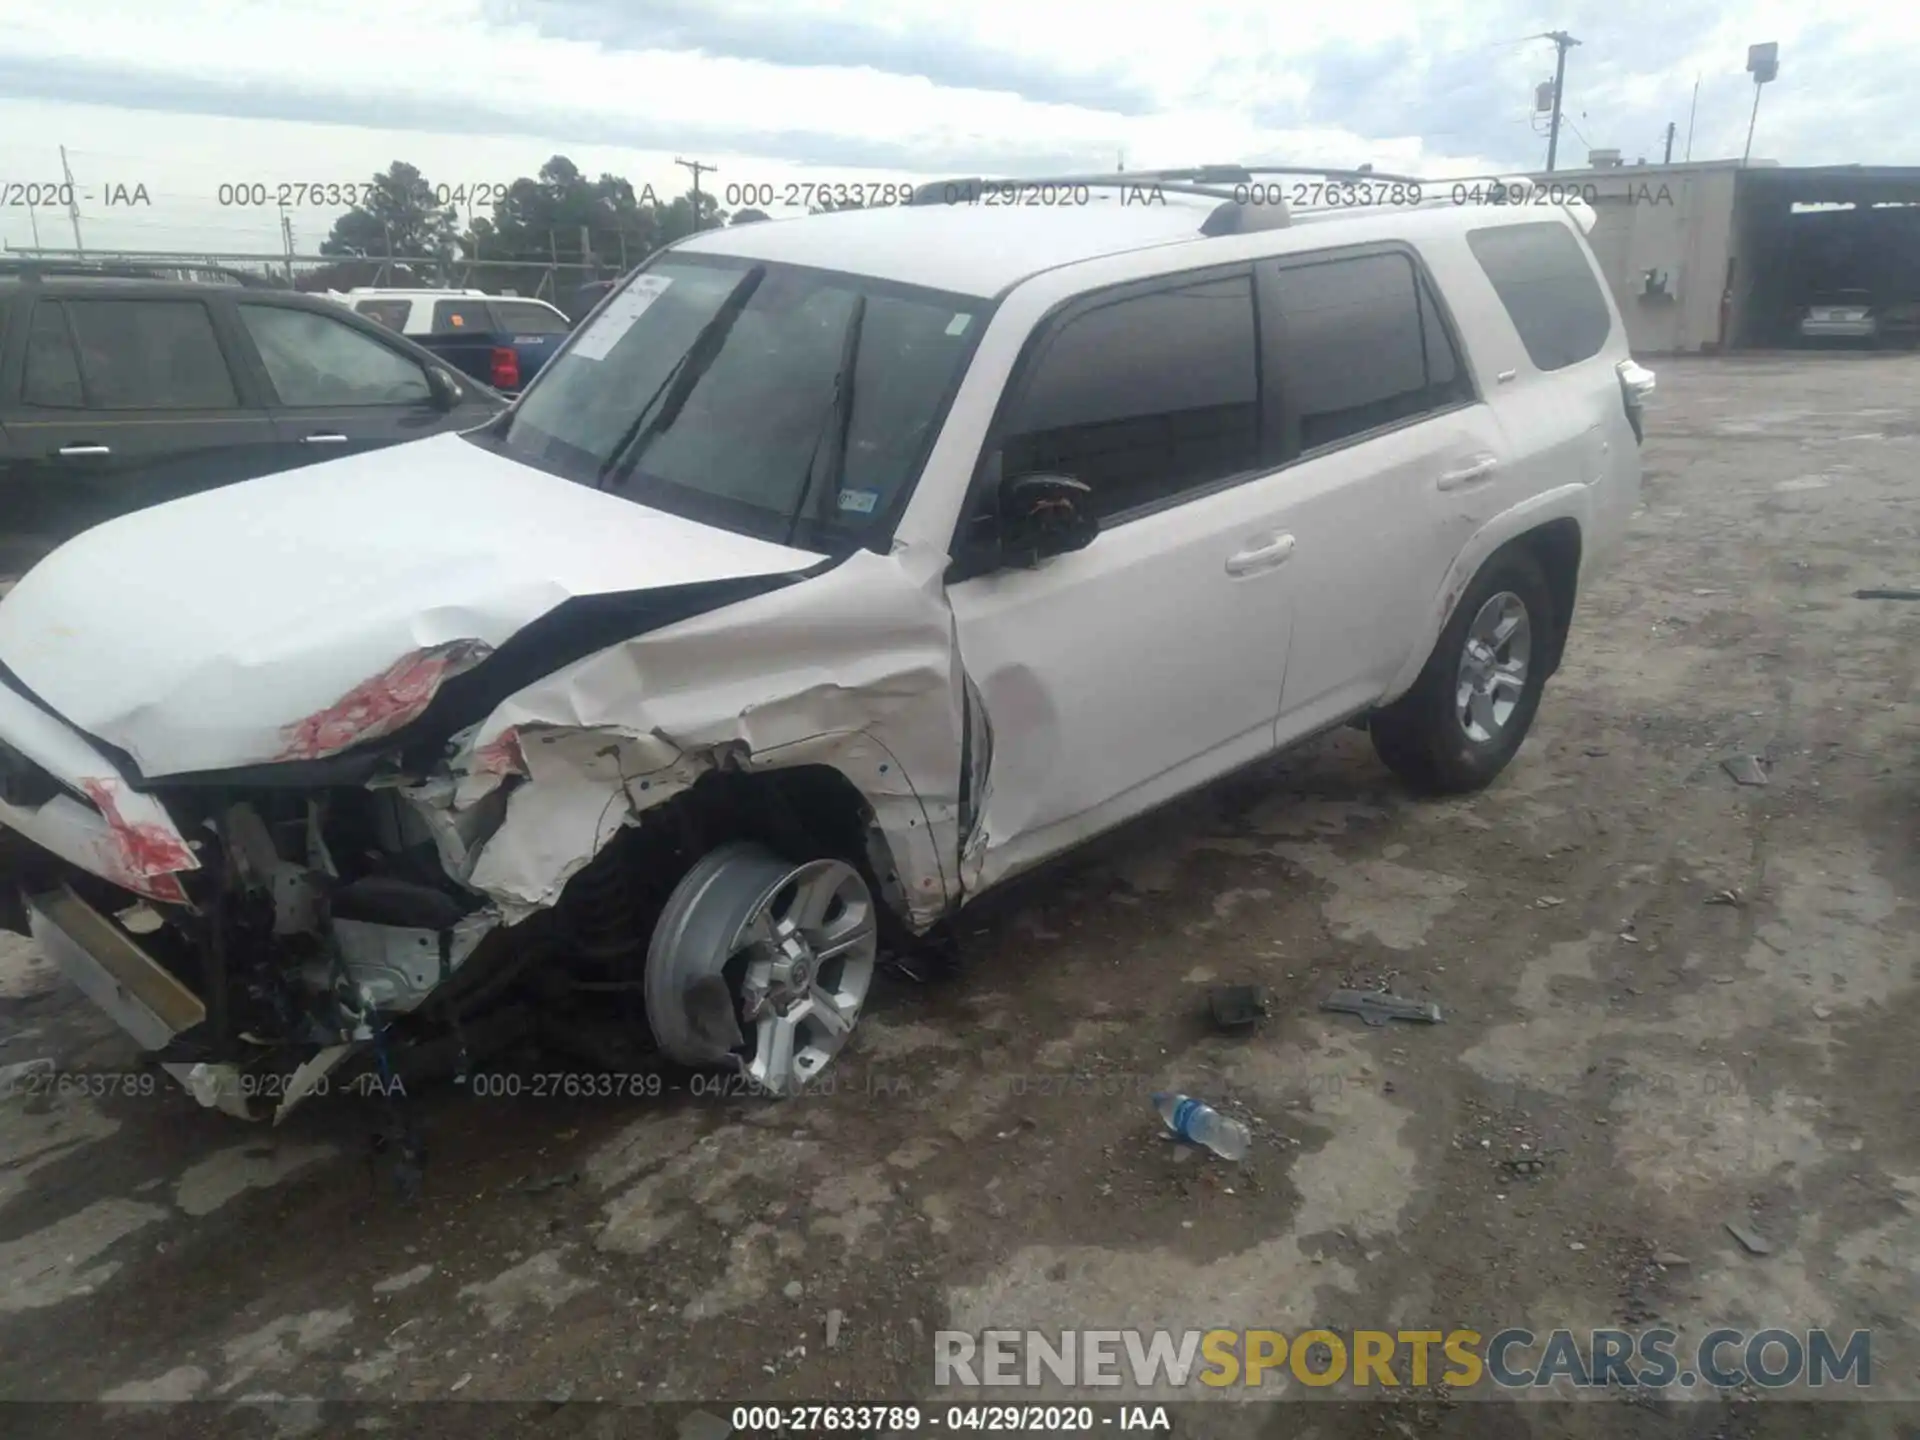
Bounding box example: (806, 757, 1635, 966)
(0, 433, 821, 778)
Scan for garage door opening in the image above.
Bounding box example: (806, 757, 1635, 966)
(1731, 167, 1920, 350)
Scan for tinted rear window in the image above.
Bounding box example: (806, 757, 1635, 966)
(1268, 252, 1471, 451)
(65, 299, 239, 409)
(1466, 221, 1612, 371)
(492, 300, 570, 334)
(431, 300, 494, 334)
(23, 302, 85, 407)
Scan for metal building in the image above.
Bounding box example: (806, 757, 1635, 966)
(1526, 153, 1920, 354)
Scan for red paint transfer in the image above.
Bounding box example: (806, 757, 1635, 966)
(276, 639, 494, 762)
(474, 726, 528, 777)
(81, 777, 194, 903)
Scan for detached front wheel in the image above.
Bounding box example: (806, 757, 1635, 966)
(1370, 549, 1555, 795)
(644, 841, 878, 1094)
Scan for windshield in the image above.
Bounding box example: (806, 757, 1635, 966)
(488, 254, 986, 549)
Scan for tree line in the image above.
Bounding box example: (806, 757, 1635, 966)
(298, 157, 862, 294)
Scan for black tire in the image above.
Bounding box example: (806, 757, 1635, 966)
(1370, 547, 1556, 795)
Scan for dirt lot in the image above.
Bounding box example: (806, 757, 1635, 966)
(1, 355, 1916, 1438)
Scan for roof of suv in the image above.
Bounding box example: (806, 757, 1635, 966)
(673, 200, 1227, 298)
(671, 186, 1584, 300)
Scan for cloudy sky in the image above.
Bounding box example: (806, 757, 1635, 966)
(0, 0, 1908, 257)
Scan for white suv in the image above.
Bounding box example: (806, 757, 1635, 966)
(0, 167, 1653, 1118)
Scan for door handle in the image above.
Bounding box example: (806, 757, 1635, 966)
(301, 433, 350, 445)
(1437, 457, 1499, 491)
(56, 444, 111, 457)
(1225, 533, 1296, 576)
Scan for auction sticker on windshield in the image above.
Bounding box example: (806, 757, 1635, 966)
(572, 274, 674, 361)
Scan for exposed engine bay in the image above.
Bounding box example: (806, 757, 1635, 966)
(12, 761, 911, 1123)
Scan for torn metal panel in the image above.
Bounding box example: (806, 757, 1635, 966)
(0, 432, 823, 778)
(0, 682, 201, 900)
(274, 639, 494, 762)
(434, 548, 968, 929)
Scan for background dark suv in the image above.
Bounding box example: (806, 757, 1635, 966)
(0, 263, 503, 583)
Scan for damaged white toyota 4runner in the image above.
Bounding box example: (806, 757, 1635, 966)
(0, 169, 1653, 1119)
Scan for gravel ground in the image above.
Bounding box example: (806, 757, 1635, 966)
(0, 353, 1916, 1439)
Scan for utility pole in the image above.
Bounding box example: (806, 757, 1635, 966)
(58, 145, 84, 254)
(1663, 121, 1676, 164)
(1541, 31, 1581, 173)
(675, 157, 716, 231)
(1685, 76, 1700, 161)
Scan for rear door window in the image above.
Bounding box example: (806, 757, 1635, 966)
(492, 300, 570, 335)
(1467, 221, 1613, 371)
(1267, 251, 1471, 451)
(61, 299, 240, 409)
(23, 302, 86, 408)
(431, 299, 494, 334)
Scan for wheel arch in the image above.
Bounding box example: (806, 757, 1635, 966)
(1383, 485, 1591, 703)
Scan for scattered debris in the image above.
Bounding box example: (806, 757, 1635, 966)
(1812, 1003, 1834, 1021)
(1618, 931, 1640, 944)
(1534, 896, 1567, 909)
(1208, 985, 1271, 1033)
(1568, 1242, 1587, 1252)
(508, 1172, 581, 1196)
(1721, 754, 1770, 787)
(1152, 1092, 1251, 1160)
(449, 1373, 473, 1393)
(1854, 588, 1920, 601)
(1725, 1219, 1774, 1256)
(826, 1309, 845, 1350)
(1704, 888, 1744, 907)
(1583, 746, 1610, 757)
(1652, 1252, 1691, 1267)
(1320, 990, 1442, 1028)
(783, 1280, 804, 1300)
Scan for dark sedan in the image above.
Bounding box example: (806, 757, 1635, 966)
(0, 265, 503, 583)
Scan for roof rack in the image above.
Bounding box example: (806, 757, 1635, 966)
(907, 165, 1586, 235)
(0, 257, 274, 287)
(909, 165, 1441, 237)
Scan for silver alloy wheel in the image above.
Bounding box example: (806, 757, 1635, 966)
(1455, 591, 1532, 744)
(644, 842, 877, 1095)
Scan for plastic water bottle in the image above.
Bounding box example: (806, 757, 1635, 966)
(1152, 1092, 1250, 1160)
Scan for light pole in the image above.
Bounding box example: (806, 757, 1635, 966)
(1743, 43, 1779, 166)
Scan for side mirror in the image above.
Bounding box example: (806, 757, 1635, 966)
(426, 368, 463, 411)
(999, 472, 1098, 566)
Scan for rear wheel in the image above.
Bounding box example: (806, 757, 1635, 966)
(643, 841, 878, 1094)
(1370, 549, 1555, 795)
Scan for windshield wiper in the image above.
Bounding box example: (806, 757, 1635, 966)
(595, 264, 767, 489)
(786, 293, 867, 547)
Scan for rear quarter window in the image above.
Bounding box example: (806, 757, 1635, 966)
(354, 299, 413, 331)
(1466, 221, 1613, 371)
